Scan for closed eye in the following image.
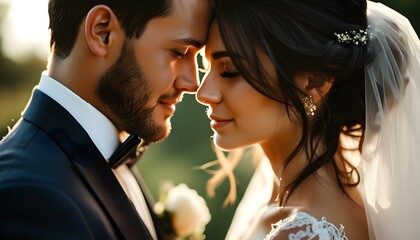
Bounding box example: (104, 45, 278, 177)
(220, 71, 240, 78)
(220, 63, 240, 78)
(171, 50, 187, 59)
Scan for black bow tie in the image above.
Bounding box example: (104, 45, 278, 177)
(108, 134, 148, 169)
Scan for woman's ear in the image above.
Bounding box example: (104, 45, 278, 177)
(84, 5, 122, 57)
(294, 71, 334, 104)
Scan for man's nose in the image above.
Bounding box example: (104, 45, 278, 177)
(173, 60, 200, 93)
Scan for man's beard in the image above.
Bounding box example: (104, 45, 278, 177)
(96, 40, 166, 143)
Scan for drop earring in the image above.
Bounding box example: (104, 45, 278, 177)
(302, 95, 317, 116)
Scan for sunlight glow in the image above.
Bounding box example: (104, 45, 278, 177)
(1, 0, 49, 61)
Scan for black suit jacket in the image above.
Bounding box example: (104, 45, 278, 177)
(0, 89, 164, 240)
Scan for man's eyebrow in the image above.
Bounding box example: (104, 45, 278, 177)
(175, 38, 204, 48)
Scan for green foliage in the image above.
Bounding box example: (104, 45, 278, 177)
(380, 0, 420, 33)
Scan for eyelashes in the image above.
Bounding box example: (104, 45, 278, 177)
(220, 63, 240, 78)
(171, 50, 187, 59)
(220, 71, 240, 78)
(198, 56, 241, 79)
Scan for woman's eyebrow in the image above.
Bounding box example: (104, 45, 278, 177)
(211, 51, 230, 60)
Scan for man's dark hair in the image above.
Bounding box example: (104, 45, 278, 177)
(48, 0, 172, 59)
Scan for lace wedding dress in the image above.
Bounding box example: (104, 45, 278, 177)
(226, 158, 348, 240)
(264, 211, 347, 240)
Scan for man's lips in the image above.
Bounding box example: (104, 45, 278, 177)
(159, 99, 180, 114)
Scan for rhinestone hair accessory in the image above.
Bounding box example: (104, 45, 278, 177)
(334, 26, 371, 45)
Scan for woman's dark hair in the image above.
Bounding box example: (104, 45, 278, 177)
(214, 0, 372, 203)
(48, 0, 172, 59)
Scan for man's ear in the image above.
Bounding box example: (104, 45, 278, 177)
(294, 71, 334, 104)
(84, 5, 121, 57)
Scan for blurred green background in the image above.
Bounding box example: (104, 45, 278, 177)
(0, 1, 418, 239)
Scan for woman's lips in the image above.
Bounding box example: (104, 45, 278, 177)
(209, 115, 233, 130)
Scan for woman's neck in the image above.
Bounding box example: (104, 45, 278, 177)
(260, 135, 330, 206)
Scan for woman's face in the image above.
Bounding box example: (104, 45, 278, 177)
(196, 22, 300, 151)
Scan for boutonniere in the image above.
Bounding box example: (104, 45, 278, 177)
(154, 182, 211, 240)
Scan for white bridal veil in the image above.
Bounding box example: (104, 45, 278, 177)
(361, 1, 420, 239)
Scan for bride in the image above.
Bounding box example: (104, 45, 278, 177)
(197, 0, 420, 239)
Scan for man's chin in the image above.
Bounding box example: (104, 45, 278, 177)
(143, 123, 172, 144)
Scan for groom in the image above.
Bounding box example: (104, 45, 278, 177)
(0, 0, 212, 239)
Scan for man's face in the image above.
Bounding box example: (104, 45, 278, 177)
(97, 0, 212, 143)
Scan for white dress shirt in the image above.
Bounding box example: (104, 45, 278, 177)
(37, 71, 157, 240)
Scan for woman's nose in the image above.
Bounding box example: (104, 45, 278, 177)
(196, 73, 222, 105)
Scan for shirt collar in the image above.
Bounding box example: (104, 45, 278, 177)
(37, 71, 120, 160)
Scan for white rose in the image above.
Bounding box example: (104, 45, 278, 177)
(164, 183, 211, 238)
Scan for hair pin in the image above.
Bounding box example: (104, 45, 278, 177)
(334, 26, 373, 46)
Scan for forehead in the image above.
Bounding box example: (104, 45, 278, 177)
(142, 0, 212, 46)
(205, 20, 278, 80)
(205, 21, 225, 58)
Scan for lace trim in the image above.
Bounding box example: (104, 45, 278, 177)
(264, 211, 348, 240)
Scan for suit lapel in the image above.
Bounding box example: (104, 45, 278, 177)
(72, 158, 153, 240)
(23, 89, 152, 240)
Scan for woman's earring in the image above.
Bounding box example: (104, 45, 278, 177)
(302, 96, 317, 116)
